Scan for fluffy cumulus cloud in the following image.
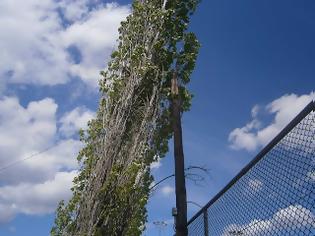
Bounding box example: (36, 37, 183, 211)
(0, 0, 129, 225)
(0, 96, 94, 223)
(229, 92, 315, 151)
(0, 204, 15, 224)
(223, 205, 315, 235)
(0, 171, 77, 216)
(150, 156, 162, 170)
(59, 106, 95, 137)
(161, 185, 175, 196)
(248, 179, 263, 193)
(62, 3, 130, 86)
(58, 0, 94, 22)
(0, 0, 130, 88)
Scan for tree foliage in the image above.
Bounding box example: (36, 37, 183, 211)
(51, 0, 200, 235)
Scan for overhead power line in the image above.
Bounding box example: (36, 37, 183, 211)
(0, 144, 58, 173)
(0, 132, 107, 174)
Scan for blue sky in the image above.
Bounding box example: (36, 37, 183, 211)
(0, 0, 314, 235)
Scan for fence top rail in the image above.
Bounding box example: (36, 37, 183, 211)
(187, 100, 315, 226)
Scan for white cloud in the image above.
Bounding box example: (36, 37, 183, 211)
(0, 97, 84, 223)
(248, 179, 263, 192)
(0, 97, 81, 184)
(223, 205, 315, 235)
(0, 0, 67, 86)
(229, 92, 315, 151)
(251, 105, 260, 118)
(0, 171, 76, 217)
(0, 204, 15, 224)
(0, 0, 130, 88)
(307, 171, 315, 182)
(0, 97, 57, 161)
(150, 156, 162, 170)
(0, 0, 128, 223)
(61, 3, 130, 87)
(161, 185, 175, 196)
(0, 0, 130, 225)
(59, 106, 95, 137)
(58, 0, 91, 22)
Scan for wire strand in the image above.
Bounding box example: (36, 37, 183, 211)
(0, 144, 59, 173)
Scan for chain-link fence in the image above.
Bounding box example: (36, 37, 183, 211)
(188, 101, 315, 236)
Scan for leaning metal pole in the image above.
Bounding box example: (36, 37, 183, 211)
(171, 72, 188, 236)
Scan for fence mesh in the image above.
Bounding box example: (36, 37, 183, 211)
(188, 104, 315, 236)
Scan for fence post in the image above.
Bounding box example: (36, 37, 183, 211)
(203, 209, 209, 236)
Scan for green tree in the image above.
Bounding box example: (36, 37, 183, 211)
(51, 0, 200, 235)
